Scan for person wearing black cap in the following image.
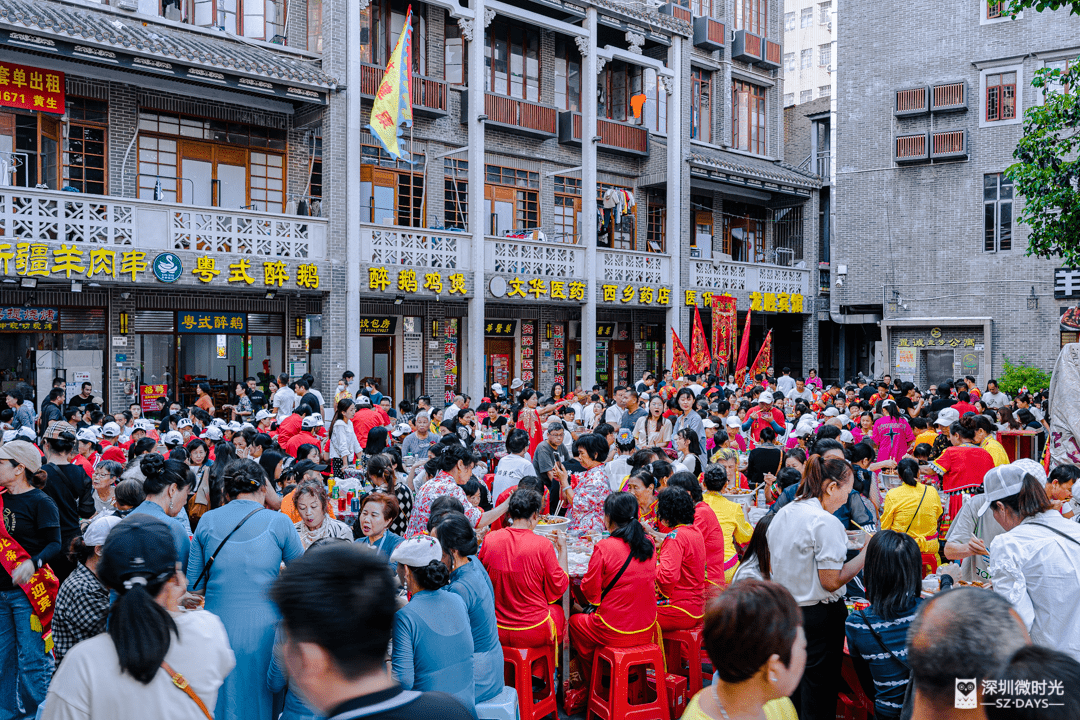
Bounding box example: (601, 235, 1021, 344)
(271, 542, 474, 720)
(186, 459, 303, 720)
(43, 515, 235, 719)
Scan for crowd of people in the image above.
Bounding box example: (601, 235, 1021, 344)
(0, 365, 1077, 719)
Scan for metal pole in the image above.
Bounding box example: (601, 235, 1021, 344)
(665, 40, 682, 367)
(466, 0, 488, 401)
(580, 7, 598, 391)
(345, 0, 362, 381)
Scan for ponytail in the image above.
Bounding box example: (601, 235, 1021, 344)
(993, 473, 1052, 519)
(797, 455, 852, 501)
(27, 468, 47, 490)
(604, 492, 654, 562)
(897, 457, 919, 486)
(106, 574, 178, 684)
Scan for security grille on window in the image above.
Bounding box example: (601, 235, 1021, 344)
(819, 85, 831, 98)
(819, 44, 831, 67)
(784, 92, 795, 105)
(784, 53, 795, 73)
(984, 173, 1012, 252)
(986, 71, 1016, 121)
(785, 11, 795, 30)
(800, 89, 813, 103)
(800, 7, 813, 26)
(819, 1, 831, 23)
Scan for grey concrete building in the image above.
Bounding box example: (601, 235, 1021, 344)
(343, 0, 822, 405)
(833, 0, 1080, 388)
(0, 0, 340, 412)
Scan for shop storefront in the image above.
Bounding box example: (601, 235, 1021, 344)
(884, 321, 990, 389)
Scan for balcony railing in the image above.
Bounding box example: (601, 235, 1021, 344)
(600, 248, 670, 285)
(690, 258, 809, 298)
(558, 112, 649, 156)
(0, 187, 326, 259)
(816, 151, 831, 178)
(360, 224, 470, 269)
(486, 235, 584, 278)
(358, 63, 448, 116)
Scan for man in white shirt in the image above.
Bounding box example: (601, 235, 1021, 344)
(983, 379, 1010, 409)
(687, 374, 704, 396)
(776, 367, 796, 397)
(444, 395, 466, 422)
(273, 373, 298, 422)
(491, 427, 538, 499)
(787, 377, 814, 404)
(603, 387, 627, 426)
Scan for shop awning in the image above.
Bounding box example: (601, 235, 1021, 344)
(0, 0, 336, 105)
(689, 150, 820, 198)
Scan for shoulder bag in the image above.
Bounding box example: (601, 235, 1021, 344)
(162, 661, 213, 720)
(580, 549, 635, 615)
(903, 486, 929, 534)
(1031, 522, 1080, 548)
(857, 610, 915, 717)
(192, 506, 263, 591)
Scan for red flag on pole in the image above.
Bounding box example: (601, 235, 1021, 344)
(733, 310, 752, 386)
(711, 294, 736, 375)
(689, 306, 711, 374)
(749, 330, 773, 381)
(671, 328, 692, 380)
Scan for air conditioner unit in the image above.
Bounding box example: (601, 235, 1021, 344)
(116, 0, 138, 10)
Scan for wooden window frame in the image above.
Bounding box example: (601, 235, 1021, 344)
(554, 175, 581, 244)
(691, 68, 712, 143)
(486, 22, 541, 102)
(597, 182, 635, 250)
(737, 0, 768, 35)
(732, 79, 767, 155)
(555, 38, 582, 112)
(647, 199, 666, 253)
(361, 164, 424, 227)
(444, 158, 468, 230)
(485, 164, 540, 235)
(722, 209, 766, 263)
(987, 0, 1004, 19)
(691, 0, 712, 18)
(64, 97, 108, 196)
(986, 72, 1017, 121)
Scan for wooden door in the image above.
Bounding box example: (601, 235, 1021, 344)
(38, 115, 61, 190)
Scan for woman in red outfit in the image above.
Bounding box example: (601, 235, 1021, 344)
(923, 415, 995, 519)
(654, 487, 707, 633)
(666, 472, 727, 596)
(569, 492, 658, 680)
(478, 487, 569, 648)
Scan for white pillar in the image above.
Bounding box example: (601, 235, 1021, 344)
(345, 0, 362, 379)
(665, 39, 682, 367)
(580, 8, 599, 391)
(466, 2, 488, 401)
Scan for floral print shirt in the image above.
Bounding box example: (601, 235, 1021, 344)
(568, 464, 611, 535)
(404, 470, 482, 538)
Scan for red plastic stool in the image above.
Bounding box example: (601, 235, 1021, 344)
(502, 645, 557, 720)
(587, 644, 668, 720)
(663, 625, 705, 694)
(921, 552, 938, 578)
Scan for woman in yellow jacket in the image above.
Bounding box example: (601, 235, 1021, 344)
(880, 458, 943, 553)
(702, 464, 754, 583)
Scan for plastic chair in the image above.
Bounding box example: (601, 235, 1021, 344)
(484, 473, 495, 492)
(587, 643, 668, 720)
(503, 644, 557, 720)
(921, 552, 938, 578)
(662, 625, 706, 694)
(476, 686, 520, 720)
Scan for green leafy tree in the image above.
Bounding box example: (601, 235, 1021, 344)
(1007, 0, 1080, 14)
(998, 358, 1052, 396)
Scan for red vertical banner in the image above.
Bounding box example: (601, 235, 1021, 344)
(749, 330, 773, 381)
(711, 294, 736, 374)
(689, 306, 711, 374)
(734, 310, 753, 386)
(671, 328, 692, 380)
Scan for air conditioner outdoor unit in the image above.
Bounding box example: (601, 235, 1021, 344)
(116, 0, 138, 10)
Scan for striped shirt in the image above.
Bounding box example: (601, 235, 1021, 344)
(845, 600, 921, 720)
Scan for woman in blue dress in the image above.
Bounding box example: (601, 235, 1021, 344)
(187, 458, 303, 720)
(430, 513, 504, 704)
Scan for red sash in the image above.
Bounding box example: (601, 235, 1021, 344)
(0, 491, 60, 653)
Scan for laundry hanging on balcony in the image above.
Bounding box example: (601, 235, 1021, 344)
(602, 188, 636, 223)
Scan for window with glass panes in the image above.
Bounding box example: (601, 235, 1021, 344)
(65, 97, 108, 195)
(357, 0, 426, 74)
(444, 158, 468, 230)
(819, 1, 831, 22)
(984, 173, 1012, 252)
(785, 11, 795, 30)
(554, 175, 581, 244)
(986, 71, 1016, 121)
(736, 0, 767, 35)
(1044, 59, 1074, 95)
(486, 22, 540, 101)
(598, 61, 669, 130)
(598, 182, 635, 250)
(445, 21, 466, 84)
(485, 165, 539, 235)
(801, 49, 812, 69)
(784, 53, 795, 73)
(800, 7, 813, 26)
(361, 142, 426, 227)
(307, 133, 322, 203)
(819, 44, 831, 67)
(555, 38, 581, 111)
(723, 202, 767, 262)
(192, 0, 285, 40)
(691, 0, 711, 16)
(691, 68, 712, 143)
(800, 90, 813, 103)
(646, 195, 665, 252)
(732, 80, 767, 155)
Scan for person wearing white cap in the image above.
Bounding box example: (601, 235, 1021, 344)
(284, 415, 323, 460)
(724, 414, 749, 452)
(254, 409, 274, 434)
(51, 514, 122, 664)
(389, 535, 476, 711)
(202, 425, 224, 443)
(741, 391, 785, 444)
(0, 439, 59, 717)
(985, 463, 1080, 662)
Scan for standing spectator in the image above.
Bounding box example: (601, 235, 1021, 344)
(186, 459, 304, 720)
(51, 514, 121, 665)
(776, 367, 796, 397)
(43, 515, 235, 720)
(328, 399, 362, 476)
(40, 422, 95, 583)
(0, 441, 60, 719)
(6, 389, 34, 435)
(982, 379, 1010, 409)
(845, 530, 923, 720)
(334, 371, 355, 404)
(270, 543, 474, 720)
(872, 401, 915, 464)
(245, 376, 266, 413)
(273, 373, 298, 422)
(194, 382, 215, 416)
(39, 389, 66, 436)
(533, 421, 570, 513)
(129, 455, 195, 573)
(351, 395, 385, 451)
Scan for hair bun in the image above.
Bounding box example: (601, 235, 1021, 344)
(140, 453, 165, 478)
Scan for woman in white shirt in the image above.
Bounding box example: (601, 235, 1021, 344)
(766, 455, 867, 720)
(633, 395, 672, 448)
(327, 398, 362, 476)
(987, 464, 1080, 663)
(44, 515, 234, 720)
